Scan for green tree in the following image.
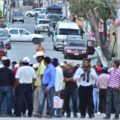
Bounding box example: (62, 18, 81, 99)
(69, 0, 115, 60)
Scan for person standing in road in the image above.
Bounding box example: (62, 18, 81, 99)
(74, 58, 98, 118)
(64, 63, 78, 118)
(15, 57, 36, 117)
(104, 60, 120, 120)
(33, 51, 46, 114)
(96, 67, 110, 113)
(36, 57, 56, 118)
(52, 58, 64, 117)
(0, 58, 15, 116)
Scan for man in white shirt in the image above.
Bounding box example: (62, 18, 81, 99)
(15, 57, 36, 117)
(52, 58, 64, 117)
(74, 58, 98, 118)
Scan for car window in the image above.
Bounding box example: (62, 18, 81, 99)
(19, 29, 30, 35)
(39, 20, 50, 24)
(9, 29, 18, 34)
(0, 30, 9, 37)
(87, 41, 95, 46)
(59, 29, 80, 35)
(0, 42, 4, 48)
(68, 41, 86, 47)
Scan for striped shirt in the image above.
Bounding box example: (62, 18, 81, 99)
(108, 69, 120, 89)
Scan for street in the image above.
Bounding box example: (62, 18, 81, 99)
(3, 13, 116, 120)
(7, 16, 97, 66)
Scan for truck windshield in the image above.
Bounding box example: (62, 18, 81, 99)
(59, 29, 80, 35)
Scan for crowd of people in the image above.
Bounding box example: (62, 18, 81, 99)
(0, 50, 120, 119)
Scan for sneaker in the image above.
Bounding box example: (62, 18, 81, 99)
(103, 116, 110, 120)
(33, 112, 42, 118)
(46, 115, 52, 118)
(89, 114, 95, 118)
(81, 115, 85, 118)
(66, 114, 70, 118)
(74, 113, 77, 118)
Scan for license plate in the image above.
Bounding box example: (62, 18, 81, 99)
(74, 53, 79, 55)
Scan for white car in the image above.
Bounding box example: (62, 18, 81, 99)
(26, 8, 46, 17)
(34, 19, 51, 33)
(8, 28, 44, 42)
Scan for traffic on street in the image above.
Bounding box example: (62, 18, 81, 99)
(0, 0, 120, 120)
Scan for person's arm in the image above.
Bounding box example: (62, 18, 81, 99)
(73, 68, 82, 81)
(47, 68, 55, 90)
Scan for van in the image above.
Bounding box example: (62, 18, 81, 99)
(53, 21, 80, 51)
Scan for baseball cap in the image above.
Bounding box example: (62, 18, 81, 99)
(1, 56, 8, 61)
(22, 57, 30, 63)
(33, 51, 44, 59)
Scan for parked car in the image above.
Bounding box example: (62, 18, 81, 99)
(26, 8, 46, 17)
(0, 41, 7, 60)
(34, 19, 51, 34)
(8, 28, 44, 42)
(63, 36, 87, 59)
(53, 21, 80, 51)
(11, 11, 24, 23)
(0, 28, 11, 49)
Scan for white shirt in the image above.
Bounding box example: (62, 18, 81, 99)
(16, 66, 36, 84)
(55, 66, 64, 92)
(74, 67, 98, 87)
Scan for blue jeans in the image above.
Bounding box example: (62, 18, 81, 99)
(0, 86, 13, 115)
(93, 88, 99, 112)
(38, 85, 54, 116)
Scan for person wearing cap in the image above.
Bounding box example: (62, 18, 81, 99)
(0, 56, 8, 68)
(96, 67, 110, 114)
(52, 58, 64, 117)
(0, 58, 15, 116)
(33, 51, 46, 115)
(36, 57, 56, 118)
(15, 57, 36, 117)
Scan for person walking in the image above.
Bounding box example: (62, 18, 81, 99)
(96, 67, 110, 113)
(64, 63, 78, 118)
(36, 57, 56, 118)
(104, 60, 120, 120)
(15, 57, 36, 117)
(74, 58, 98, 118)
(33, 51, 46, 114)
(52, 58, 64, 117)
(0, 58, 15, 116)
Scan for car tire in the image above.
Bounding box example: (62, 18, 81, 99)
(12, 20, 14, 23)
(22, 20, 24, 23)
(27, 13, 31, 17)
(34, 30, 37, 33)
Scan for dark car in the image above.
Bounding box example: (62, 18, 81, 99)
(0, 41, 7, 60)
(63, 39, 88, 59)
(0, 28, 11, 49)
(12, 11, 24, 23)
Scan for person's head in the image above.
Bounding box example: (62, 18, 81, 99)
(12, 61, 17, 69)
(1, 56, 8, 64)
(102, 67, 108, 74)
(52, 58, 58, 67)
(82, 58, 91, 68)
(112, 60, 120, 68)
(22, 57, 30, 66)
(3, 59, 10, 68)
(44, 57, 51, 66)
(33, 51, 44, 63)
(65, 63, 73, 71)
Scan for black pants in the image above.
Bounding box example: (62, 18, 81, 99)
(99, 89, 107, 113)
(15, 84, 33, 117)
(78, 85, 94, 116)
(64, 88, 78, 115)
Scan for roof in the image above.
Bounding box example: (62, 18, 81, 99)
(57, 21, 79, 29)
